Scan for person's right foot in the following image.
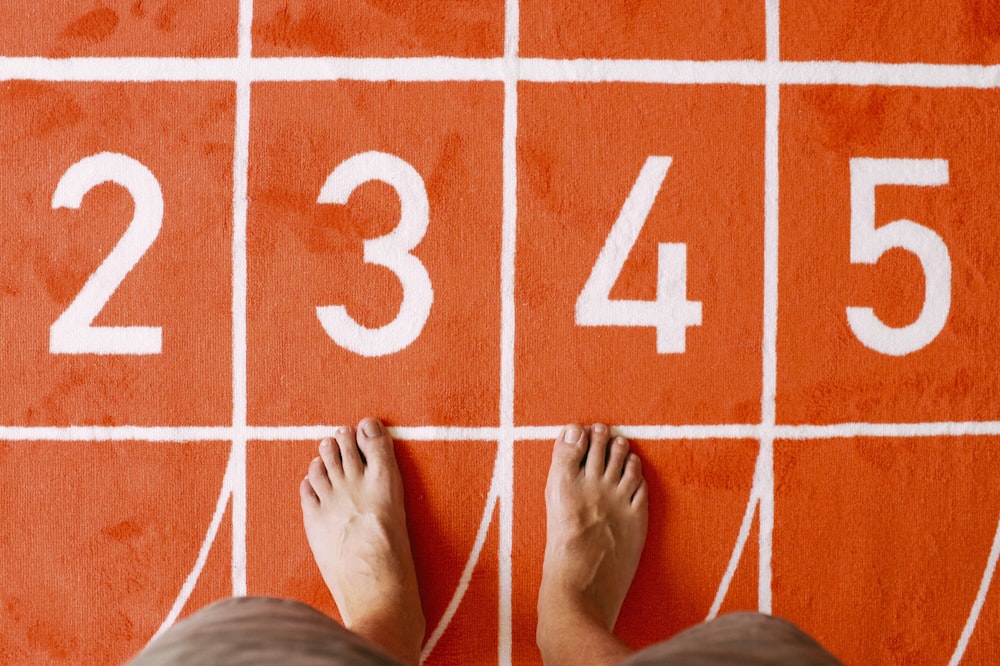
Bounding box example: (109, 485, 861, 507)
(300, 418, 425, 666)
(537, 423, 648, 665)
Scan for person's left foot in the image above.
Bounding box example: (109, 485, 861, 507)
(300, 418, 425, 666)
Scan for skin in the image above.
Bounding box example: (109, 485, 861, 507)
(536, 423, 648, 666)
(299, 419, 646, 666)
(299, 418, 425, 666)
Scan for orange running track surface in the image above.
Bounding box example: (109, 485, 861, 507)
(2, 2, 1000, 665)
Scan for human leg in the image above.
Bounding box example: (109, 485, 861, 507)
(620, 611, 843, 666)
(535, 424, 842, 666)
(130, 417, 423, 666)
(299, 417, 426, 665)
(536, 423, 649, 666)
(128, 596, 402, 666)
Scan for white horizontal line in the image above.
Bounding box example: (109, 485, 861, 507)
(0, 56, 503, 83)
(0, 57, 998, 88)
(1, 421, 996, 443)
(780, 61, 1000, 88)
(0, 57, 238, 81)
(513, 425, 761, 440)
(775, 421, 1000, 439)
(0, 426, 233, 441)
(251, 426, 502, 441)
(251, 57, 505, 81)
(519, 58, 769, 84)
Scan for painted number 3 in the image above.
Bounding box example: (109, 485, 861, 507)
(316, 151, 434, 357)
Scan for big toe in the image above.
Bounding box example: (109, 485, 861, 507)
(551, 424, 587, 473)
(356, 417, 397, 474)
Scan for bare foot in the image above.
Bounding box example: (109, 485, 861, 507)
(300, 418, 425, 666)
(537, 423, 649, 666)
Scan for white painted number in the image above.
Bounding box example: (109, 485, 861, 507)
(50, 152, 163, 355)
(576, 156, 702, 353)
(847, 157, 951, 356)
(316, 151, 433, 357)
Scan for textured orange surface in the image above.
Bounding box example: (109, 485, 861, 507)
(515, 82, 764, 426)
(520, 0, 764, 60)
(248, 439, 500, 664)
(0, 1, 237, 57)
(777, 86, 1000, 424)
(774, 437, 1000, 664)
(1, 3, 999, 665)
(252, 0, 504, 57)
(513, 439, 760, 664)
(247, 81, 504, 427)
(781, 0, 1000, 64)
(0, 81, 234, 426)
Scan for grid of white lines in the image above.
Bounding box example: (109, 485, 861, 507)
(3, 1, 1000, 664)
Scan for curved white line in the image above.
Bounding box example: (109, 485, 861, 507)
(143, 449, 238, 647)
(707, 479, 760, 620)
(419, 454, 502, 664)
(948, 508, 1000, 665)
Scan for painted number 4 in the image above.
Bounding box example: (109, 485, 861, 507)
(576, 156, 702, 353)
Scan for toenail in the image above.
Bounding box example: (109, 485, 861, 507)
(337, 426, 348, 434)
(320, 438, 331, 449)
(563, 426, 583, 444)
(362, 419, 382, 437)
(594, 423, 607, 434)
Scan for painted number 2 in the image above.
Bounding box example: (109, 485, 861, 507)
(576, 156, 703, 353)
(316, 151, 434, 357)
(848, 157, 951, 356)
(50, 152, 164, 355)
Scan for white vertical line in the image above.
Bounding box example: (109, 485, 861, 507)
(758, 0, 781, 615)
(230, 0, 254, 597)
(499, 1, 520, 663)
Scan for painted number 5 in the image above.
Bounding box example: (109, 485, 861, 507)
(316, 151, 433, 357)
(50, 152, 163, 355)
(848, 157, 951, 356)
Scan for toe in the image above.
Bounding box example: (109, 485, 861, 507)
(584, 423, 612, 477)
(356, 417, 397, 475)
(299, 476, 319, 507)
(631, 478, 649, 508)
(619, 453, 643, 498)
(605, 436, 629, 482)
(551, 424, 587, 473)
(318, 437, 342, 479)
(335, 426, 364, 476)
(308, 456, 332, 496)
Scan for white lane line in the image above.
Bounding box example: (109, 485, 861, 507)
(949, 507, 1000, 665)
(144, 452, 237, 646)
(3, 421, 1000, 443)
(0, 57, 998, 89)
(497, 0, 520, 662)
(756, 0, 781, 616)
(228, 0, 254, 599)
(420, 457, 501, 663)
(708, 492, 760, 620)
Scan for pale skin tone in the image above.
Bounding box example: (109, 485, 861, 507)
(300, 418, 647, 666)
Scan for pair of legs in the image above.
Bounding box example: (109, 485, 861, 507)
(302, 419, 649, 665)
(132, 418, 841, 665)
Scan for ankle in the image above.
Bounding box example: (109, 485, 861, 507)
(350, 612, 425, 666)
(536, 590, 630, 666)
